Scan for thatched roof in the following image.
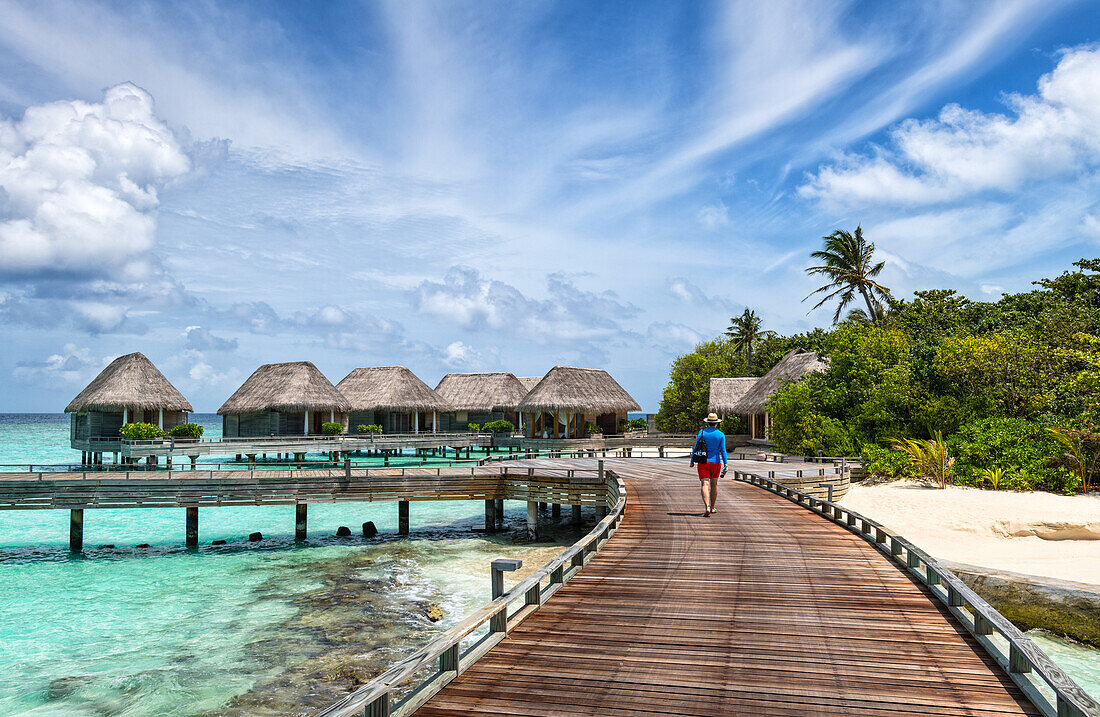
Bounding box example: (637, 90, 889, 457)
(66, 352, 192, 413)
(708, 377, 759, 414)
(336, 366, 450, 412)
(516, 376, 542, 392)
(517, 366, 640, 414)
(434, 372, 529, 412)
(218, 361, 349, 415)
(723, 349, 828, 414)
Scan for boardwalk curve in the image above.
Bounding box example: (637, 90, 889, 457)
(414, 459, 1044, 716)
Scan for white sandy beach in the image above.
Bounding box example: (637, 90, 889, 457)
(842, 482, 1100, 586)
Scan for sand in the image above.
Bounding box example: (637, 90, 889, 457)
(841, 482, 1100, 586)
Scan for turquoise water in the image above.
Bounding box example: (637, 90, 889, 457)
(0, 414, 579, 715)
(0, 414, 1097, 714)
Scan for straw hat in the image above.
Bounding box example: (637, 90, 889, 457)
(704, 412, 721, 424)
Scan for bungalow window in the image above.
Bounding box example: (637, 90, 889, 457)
(456, 411, 468, 423)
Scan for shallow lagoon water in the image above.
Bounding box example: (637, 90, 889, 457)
(0, 413, 1097, 714)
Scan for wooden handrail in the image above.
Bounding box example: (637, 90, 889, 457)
(731, 469, 1099, 717)
(315, 469, 628, 717)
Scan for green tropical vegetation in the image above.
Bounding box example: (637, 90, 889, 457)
(119, 422, 163, 440)
(482, 419, 514, 433)
(358, 424, 382, 433)
(321, 422, 344, 436)
(167, 423, 203, 438)
(656, 225, 1100, 493)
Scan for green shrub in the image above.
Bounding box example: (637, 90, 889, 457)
(322, 422, 344, 436)
(467, 423, 480, 432)
(860, 444, 918, 480)
(585, 421, 602, 436)
(356, 424, 369, 434)
(768, 406, 854, 456)
(482, 419, 514, 433)
(361, 424, 382, 434)
(167, 423, 203, 438)
(627, 417, 648, 430)
(949, 417, 1073, 491)
(120, 422, 164, 440)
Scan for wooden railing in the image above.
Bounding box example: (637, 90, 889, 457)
(314, 468, 627, 717)
(731, 468, 1100, 717)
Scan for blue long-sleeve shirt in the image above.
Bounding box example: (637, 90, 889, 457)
(690, 426, 727, 465)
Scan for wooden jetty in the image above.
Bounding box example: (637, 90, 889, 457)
(318, 459, 1098, 717)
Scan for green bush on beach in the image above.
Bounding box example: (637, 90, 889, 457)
(167, 423, 203, 438)
(120, 423, 163, 440)
(321, 422, 344, 436)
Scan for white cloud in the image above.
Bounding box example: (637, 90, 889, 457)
(802, 45, 1100, 207)
(0, 83, 189, 275)
(645, 321, 706, 353)
(183, 325, 237, 352)
(697, 201, 729, 229)
(411, 266, 639, 344)
(12, 343, 106, 386)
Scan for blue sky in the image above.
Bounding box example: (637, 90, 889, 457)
(2, 0, 1100, 412)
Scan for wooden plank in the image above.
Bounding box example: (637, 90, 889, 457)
(410, 459, 1041, 717)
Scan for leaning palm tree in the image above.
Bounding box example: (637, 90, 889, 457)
(804, 226, 893, 324)
(725, 308, 776, 373)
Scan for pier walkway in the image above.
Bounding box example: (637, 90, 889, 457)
(406, 459, 1066, 716)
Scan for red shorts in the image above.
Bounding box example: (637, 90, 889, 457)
(696, 462, 722, 480)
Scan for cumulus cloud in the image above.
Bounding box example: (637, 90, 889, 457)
(802, 45, 1100, 207)
(0, 83, 190, 276)
(411, 267, 639, 344)
(12, 344, 106, 387)
(184, 325, 238, 352)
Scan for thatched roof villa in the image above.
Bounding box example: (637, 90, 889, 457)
(336, 366, 450, 434)
(516, 376, 542, 392)
(707, 376, 758, 432)
(716, 348, 828, 442)
(517, 366, 640, 438)
(218, 361, 350, 437)
(434, 372, 529, 431)
(66, 352, 193, 456)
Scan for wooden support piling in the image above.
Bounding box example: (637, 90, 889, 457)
(551, 503, 561, 520)
(484, 499, 496, 530)
(527, 501, 538, 539)
(295, 503, 308, 541)
(398, 500, 409, 535)
(185, 506, 198, 547)
(69, 508, 83, 552)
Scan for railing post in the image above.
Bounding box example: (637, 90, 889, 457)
(491, 558, 522, 599)
(439, 643, 460, 674)
(1009, 644, 1031, 674)
(364, 692, 390, 717)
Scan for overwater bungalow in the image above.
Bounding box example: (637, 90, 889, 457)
(433, 372, 529, 432)
(66, 352, 193, 460)
(717, 348, 827, 442)
(517, 366, 640, 439)
(218, 361, 350, 437)
(336, 366, 450, 434)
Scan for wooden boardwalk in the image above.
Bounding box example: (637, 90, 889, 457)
(415, 459, 1039, 716)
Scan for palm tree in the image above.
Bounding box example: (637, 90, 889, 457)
(804, 226, 893, 324)
(725, 308, 775, 373)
